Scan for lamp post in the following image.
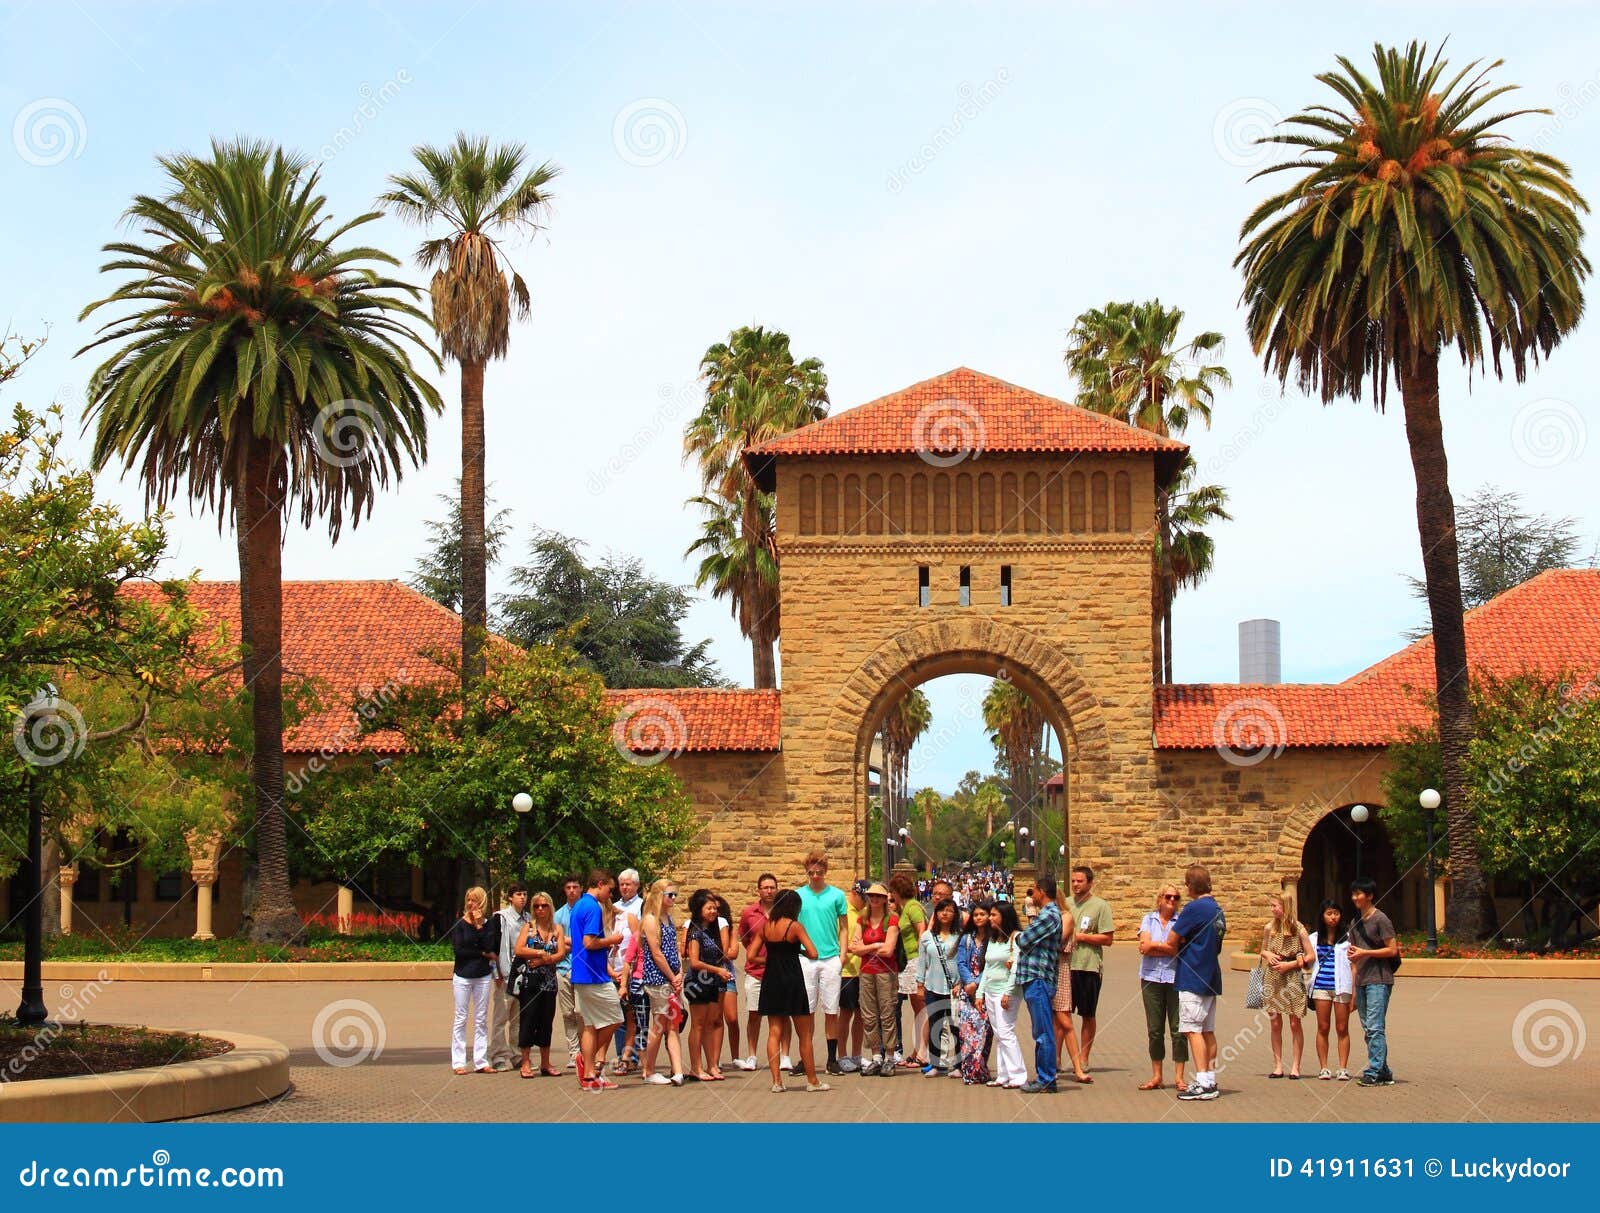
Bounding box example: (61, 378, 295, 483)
(511, 792, 532, 881)
(1349, 804, 1369, 882)
(1419, 788, 1441, 954)
(15, 686, 59, 1025)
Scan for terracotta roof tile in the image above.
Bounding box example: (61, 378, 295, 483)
(1154, 569, 1600, 749)
(603, 689, 781, 754)
(746, 367, 1188, 486)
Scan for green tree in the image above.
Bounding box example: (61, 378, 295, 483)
(684, 327, 827, 687)
(82, 139, 442, 942)
(408, 484, 512, 614)
(381, 135, 561, 689)
(499, 531, 724, 688)
(879, 688, 931, 868)
(1066, 299, 1231, 681)
(1235, 43, 1589, 938)
(1381, 671, 1600, 949)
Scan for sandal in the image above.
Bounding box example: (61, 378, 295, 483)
(1137, 1079, 1163, 1090)
(1071, 1072, 1095, 1084)
(452, 1067, 470, 1075)
(520, 1067, 535, 1079)
(539, 1066, 561, 1077)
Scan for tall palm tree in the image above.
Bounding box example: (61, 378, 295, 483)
(684, 328, 827, 687)
(1236, 41, 1588, 939)
(380, 135, 560, 689)
(1065, 300, 1231, 681)
(81, 138, 441, 943)
(880, 688, 931, 839)
(1162, 458, 1232, 670)
(983, 679, 1046, 844)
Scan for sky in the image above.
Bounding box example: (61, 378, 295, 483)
(3, 1, 1598, 794)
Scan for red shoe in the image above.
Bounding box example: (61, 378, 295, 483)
(575, 1054, 589, 1083)
(579, 1077, 602, 1093)
(593, 1078, 619, 1091)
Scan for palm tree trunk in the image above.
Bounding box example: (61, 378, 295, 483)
(240, 441, 303, 944)
(1398, 350, 1489, 940)
(1163, 596, 1175, 683)
(751, 633, 777, 689)
(460, 358, 488, 690)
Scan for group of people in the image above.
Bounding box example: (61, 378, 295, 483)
(446, 852, 1401, 1099)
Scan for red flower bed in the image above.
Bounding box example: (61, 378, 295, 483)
(300, 910, 422, 937)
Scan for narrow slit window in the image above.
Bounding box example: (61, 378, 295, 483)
(918, 565, 930, 608)
(959, 565, 971, 607)
(1000, 565, 1012, 606)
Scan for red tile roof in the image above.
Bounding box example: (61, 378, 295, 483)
(746, 367, 1189, 487)
(1154, 569, 1600, 749)
(120, 580, 468, 755)
(603, 689, 782, 754)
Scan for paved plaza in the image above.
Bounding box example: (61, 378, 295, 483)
(5, 949, 1595, 1122)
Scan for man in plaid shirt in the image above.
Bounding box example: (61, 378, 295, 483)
(1014, 876, 1063, 1093)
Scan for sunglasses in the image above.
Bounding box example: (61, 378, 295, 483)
(666, 891, 678, 900)
(1161, 894, 1180, 901)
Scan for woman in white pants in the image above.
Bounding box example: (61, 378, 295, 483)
(975, 901, 1025, 1089)
(449, 887, 497, 1074)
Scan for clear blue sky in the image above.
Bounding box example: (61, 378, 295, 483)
(4, 2, 1597, 793)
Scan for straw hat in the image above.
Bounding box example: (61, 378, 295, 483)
(865, 882, 890, 897)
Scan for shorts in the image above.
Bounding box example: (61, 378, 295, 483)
(897, 964, 919, 996)
(1053, 958, 1073, 1012)
(1178, 991, 1216, 1034)
(645, 983, 678, 1025)
(800, 953, 843, 1016)
(1311, 988, 1352, 1004)
(839, 975, 860, 1011)
(574, 981, 624, 1030)
(743, 972, 763, 1010)
(1069, 969, 1103, 1018)
(723, 973, 738, 994)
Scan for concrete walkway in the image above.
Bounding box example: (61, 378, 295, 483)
(4, 949, 1595, 1122)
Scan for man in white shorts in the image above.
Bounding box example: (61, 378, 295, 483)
(796, 849, 848, 1076)
(1153, 864, 1227, 1101)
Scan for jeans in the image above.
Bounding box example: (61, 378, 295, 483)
(1022, 979, 1056, 1086)
(1354, 982, 1392, 1077)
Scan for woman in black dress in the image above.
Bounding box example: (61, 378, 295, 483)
(758, 889, 829, 1093)
(512, 892, 568, 1077)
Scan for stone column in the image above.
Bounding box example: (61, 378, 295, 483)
(337, 885, 355, 935)
(1434, 876, 1448, 932)
(192, 866, 217, 941)
(58, 864, 77, 936)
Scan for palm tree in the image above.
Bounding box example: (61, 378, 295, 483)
(1162, 458, 1232, 669)
(684, 327, 827, 688)
(380, 135, 560, 689)
(1065, 299, 1231, 681)
(880, 688, 932, 854)
(81, 138, 441, 942)
(983, 679, 1046, 843)
(1236, 41, 1588, 939)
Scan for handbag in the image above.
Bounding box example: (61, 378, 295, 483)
(1244, 956, 1267, 1009)
(682, 925, 723, 1000)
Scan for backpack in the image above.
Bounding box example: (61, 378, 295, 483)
(1351, 914, 1401, 972)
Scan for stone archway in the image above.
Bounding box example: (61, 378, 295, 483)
(815, 617, 1114, 877)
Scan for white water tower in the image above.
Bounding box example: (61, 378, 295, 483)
(1238, 618, 1281, 684)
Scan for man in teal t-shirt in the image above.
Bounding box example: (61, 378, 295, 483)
(796, 850, 848, 1076)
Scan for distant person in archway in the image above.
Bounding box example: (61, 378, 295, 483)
(1062, 865, 1114, 1071)
(1308, 899, 1354, 1080)
(795, 849, 849, 1076)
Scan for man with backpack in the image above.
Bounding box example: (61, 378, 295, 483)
(1346, 877, 1400, 1086)
(489, 883, 530, 1072)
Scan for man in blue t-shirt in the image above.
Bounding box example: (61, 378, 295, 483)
(568, 869, 624, 1092)
(1155, 864, 1227, 1102)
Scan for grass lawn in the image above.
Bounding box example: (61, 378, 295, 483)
(0, 927, 449, 964)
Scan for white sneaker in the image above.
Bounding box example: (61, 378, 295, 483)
(735, 1056, 758, 1071)
(1336, 1068, 1352, 1081)
(838, 1056, 859, 1073)
(779, 1055, 793, 1072)
(643, 1072, 672, 1085)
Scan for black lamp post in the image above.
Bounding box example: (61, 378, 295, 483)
(1350, 804, 1370, 882)
(1419, 787, 1441, 954)
(511, 792, 532, 881)
(14, 686, 61, 1026)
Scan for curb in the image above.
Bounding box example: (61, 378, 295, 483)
(0, 1030, 289, 1123)
(1227, 950, 1600, 979)
(0, 961, 453, 983)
